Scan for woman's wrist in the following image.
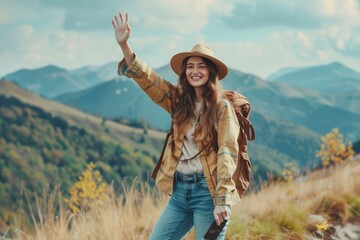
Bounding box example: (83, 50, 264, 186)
(119, 42, 135, 65)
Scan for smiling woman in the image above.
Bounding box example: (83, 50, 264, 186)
(111, 11, 242, 240)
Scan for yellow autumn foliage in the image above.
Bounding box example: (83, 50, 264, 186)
(282, 162, 299, 183)
(316, 220, 329, 231)
(316, 128, 354, 167)
(65, 162, 110, 213)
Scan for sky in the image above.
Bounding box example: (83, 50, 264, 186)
(1, 0, 360, 79)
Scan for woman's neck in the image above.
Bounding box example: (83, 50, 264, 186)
(194, 87, 204, 103)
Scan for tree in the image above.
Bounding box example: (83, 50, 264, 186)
(316, 128, 354, 167)
(65, 162, 110, 213)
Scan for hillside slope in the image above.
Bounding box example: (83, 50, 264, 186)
(8, 159, 359, 240)
(0, 93, 161, 214)
(0, 80, 167, 226)
(2, 81, 324, 181)
(0, 80, 166, 148)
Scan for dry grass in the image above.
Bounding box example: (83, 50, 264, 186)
(6, 159, 360, 239)
(10, 182, 168, 240)
(230, 160, 360, 239)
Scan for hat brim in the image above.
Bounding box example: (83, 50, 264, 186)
(170, 51, 228, 80)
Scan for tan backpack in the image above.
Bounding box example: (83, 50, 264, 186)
(223, 90, 255, 198)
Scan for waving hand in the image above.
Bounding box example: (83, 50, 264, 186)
(112, 12, 131, 45)
(112, 12, 134, 64)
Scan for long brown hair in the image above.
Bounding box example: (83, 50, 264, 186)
(173, 57, 223, 142)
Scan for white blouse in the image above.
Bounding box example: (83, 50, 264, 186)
(176, 102, 204, 175)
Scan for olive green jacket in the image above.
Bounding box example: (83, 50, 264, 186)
(118, 55, 241, 206)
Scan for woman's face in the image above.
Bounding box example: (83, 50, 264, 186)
(185, 56, 210, 89)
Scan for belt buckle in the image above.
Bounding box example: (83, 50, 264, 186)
(184, 174, 191, 181)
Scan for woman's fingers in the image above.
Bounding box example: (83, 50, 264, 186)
(222, 211, 228, 220)
(218, 211, 226, 223)
(119, 12, 124, 25)
(114, 14, 120, 27)
(113, 12, 129, 29)
(112, 12, 131, 45)
(214, 206, 230, 226)
(214, 214, 221, 226)
(125, 12, 129, 25)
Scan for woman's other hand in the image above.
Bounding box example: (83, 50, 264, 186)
(112, 12, 131, 45)
(213, 205, 231, 226)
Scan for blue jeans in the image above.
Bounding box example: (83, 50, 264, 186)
(149, 171, 229, 240)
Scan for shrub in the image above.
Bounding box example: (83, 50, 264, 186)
(65, 162, 110, 213)
(316, 128, 354, 167)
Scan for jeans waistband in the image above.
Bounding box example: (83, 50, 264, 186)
(174, 171, 205, 183)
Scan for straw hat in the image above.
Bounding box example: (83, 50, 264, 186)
(170, 43, 228, 80)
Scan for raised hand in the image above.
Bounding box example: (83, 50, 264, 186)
(112, 12, 131, 45)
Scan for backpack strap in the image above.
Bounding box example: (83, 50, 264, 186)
(151, 122, 173, 179)
(235, 107, 255, 141)
(179, 143, 210, 163)
(224, 91, 255, 141)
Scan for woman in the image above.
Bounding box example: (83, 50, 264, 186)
(112, 12, 240, 240)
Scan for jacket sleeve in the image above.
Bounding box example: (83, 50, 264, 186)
(213, 100, 240, 206)
(117, 55, 175, 115)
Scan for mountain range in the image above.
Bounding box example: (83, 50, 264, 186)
(1, 62, 118, 98)
(268, 62, 360, 114)
(2, 61, 359, 171)
(0, 80, 321, 184)
(48, 62, 360, 141)
(267, 62, 360, 93)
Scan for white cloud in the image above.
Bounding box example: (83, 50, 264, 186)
(0, 26, 121, 75)
(209, 0, 234, 16)
(31, 0, 219, 34)
(0, 1, 35, 24)
(124, 0, 218, 34)
(326, 26, 360, 58)
(321, 0, 360, 20)
(214, 26, 360, 78)
(1, 0, 360, 79)
(225, 0, 360, 29)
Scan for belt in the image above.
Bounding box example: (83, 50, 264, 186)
(174, 171, 205, 184)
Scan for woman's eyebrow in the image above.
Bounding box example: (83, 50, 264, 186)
(187, 62, 206, 66)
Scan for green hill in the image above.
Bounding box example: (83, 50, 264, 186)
(0, 81, 167, 227)
(0, 94, 159, 223)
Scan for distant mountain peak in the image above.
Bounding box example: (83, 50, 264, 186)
(37, 64, 67, 73)
(328, 61, 342, 67)
(8, 65, 67, 76)
(295, 61, 359, 75)
(267, 61, 360, 93)
(267, 66, 302, 81)
(326, 61, 353, 72)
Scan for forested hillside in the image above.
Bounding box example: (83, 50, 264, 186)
(0, 95, 156, 224)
